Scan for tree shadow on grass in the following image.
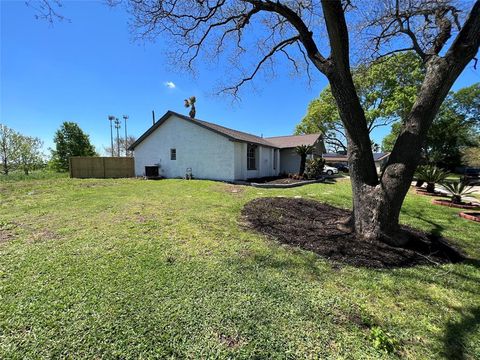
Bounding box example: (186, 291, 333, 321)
(442, 307, 480, 360)
(402, 208, 447, 238)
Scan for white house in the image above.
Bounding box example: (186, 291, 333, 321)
(129, 111, 325, 181)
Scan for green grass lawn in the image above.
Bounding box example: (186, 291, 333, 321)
(0, 178, 479, 359)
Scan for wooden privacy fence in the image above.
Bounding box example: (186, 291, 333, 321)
(69, 157, 135, 178)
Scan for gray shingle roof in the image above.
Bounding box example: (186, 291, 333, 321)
(265, 134, 322, 149)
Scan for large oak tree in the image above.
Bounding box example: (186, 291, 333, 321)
(39, 0, 480, 245)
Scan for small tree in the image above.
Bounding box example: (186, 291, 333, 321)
(51, 122, 96, 171)
(295, 145, 314, 175)
(0, 124, 22, 175)
(16, 136, 44, 175)
(440, 180, 475, 204)
(184, 96, 197, 118)
(415, 166, 449, 193)
(462, 147, 480, 167)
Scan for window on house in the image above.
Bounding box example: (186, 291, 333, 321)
(273, 149, 277, 170)
(170, 148, 176, 160)
(247, 144, 256, 170)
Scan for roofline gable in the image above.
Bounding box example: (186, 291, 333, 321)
(128, 111, 278, 150)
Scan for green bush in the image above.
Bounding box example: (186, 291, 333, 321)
(304, 157, 325, 180)
(440, 180, 474, 204)
(415, 165, 449, 193)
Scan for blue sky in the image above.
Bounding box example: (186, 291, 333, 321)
(1, 1, 479, 155)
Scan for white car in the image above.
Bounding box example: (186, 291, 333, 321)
(323, 165, 339, 176)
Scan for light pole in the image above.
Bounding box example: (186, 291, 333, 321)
(114, 117, 121, 157)
(123, 115, 129, 156)
(108, 115, 115, 157)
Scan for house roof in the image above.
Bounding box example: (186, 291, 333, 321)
(129, 111, 276, 150)
(322, 152, 390, 162)
(129, 111, 323, 150)
(264, 133, 322, 149)
(373, 152, 390, 161)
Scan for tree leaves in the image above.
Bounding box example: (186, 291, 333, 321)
(296, 52, 423, 152)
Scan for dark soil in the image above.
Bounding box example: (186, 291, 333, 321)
(415, 188, 448, 197)
(241, 197, 465, 269)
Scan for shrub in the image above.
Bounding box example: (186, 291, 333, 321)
(304, 158, 325, 180)
(440, 180, 474, 204)
(415, 165, 449, 193)
(295, 145, 314, 175)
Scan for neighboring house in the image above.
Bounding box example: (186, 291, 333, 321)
(323, 152, 390, 174)
(129, 111, 324, 181)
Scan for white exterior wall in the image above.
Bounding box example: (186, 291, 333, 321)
(133, 115, 235, 181)
(233, 142, 278, 180)
(375, 158, 388, 174)
(280, 148, 301, 174)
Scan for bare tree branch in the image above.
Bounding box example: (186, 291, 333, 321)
(25, 0, 68, 23)
(220, 35, 300, 97)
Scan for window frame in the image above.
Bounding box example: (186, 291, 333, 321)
(170, 148, 176, 160)
(247, 144, 257, 170)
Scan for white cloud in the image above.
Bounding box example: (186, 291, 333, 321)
(164, 81, 176, 89)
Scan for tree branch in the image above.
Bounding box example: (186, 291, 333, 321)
(220, 35, 300, 97)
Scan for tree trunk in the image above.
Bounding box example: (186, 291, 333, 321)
(299, 155, 306, 175)
(317, 0, 480, 246)
(349, 181, 406, 245)
(2, 158, 8, 175)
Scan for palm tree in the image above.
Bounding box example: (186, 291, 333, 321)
(184, 96, 197, 118)
(440, 180, 474, 204)
(415, 165, 449, 193)
(295, 144, 314, 175)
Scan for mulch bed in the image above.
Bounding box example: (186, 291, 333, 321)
(432, 199, 480, 209)
(241, 197, 465, 269)
(247, 176, 306, 185)
(459, 212, 480, 223)
(262, 178, 308, 184)
(415, 189, 448, 197)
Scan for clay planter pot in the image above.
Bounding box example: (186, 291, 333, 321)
(459, 212, 480, 223)
(432, 199, 480, 209)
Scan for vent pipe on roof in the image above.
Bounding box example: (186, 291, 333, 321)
(152, 110, 155, 125)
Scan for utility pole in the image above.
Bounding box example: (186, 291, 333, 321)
(123, 115, 129, 156)
(108, 115, 115, 157)
(114, 117, 121, 157)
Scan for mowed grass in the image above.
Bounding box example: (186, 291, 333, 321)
(0, 178, 479, 359)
